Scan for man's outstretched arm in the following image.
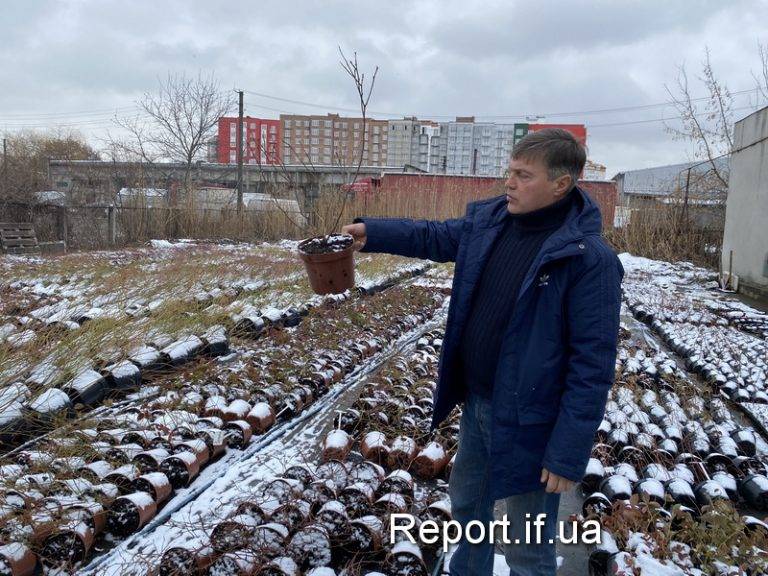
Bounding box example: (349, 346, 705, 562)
(342, 215, 466, 263)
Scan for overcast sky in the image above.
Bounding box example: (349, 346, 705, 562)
(1, 0, 767, 175)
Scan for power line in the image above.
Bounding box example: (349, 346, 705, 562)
(0, 105, 140, 121)
(244, 86, 760, 121)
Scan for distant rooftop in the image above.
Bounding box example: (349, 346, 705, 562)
(612, 157, 729, 197)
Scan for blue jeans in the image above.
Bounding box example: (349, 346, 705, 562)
(448, 393, 561, 576)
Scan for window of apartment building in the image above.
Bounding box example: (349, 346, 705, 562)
(324, 120, 332, 128)
(373, 125, 380, 133)
(324, 138, 331, 146)
(311, 119, 321, 127)
(342, 122, 348, 129)
(229, 152, 236, 162)
(311, 137, 319, 145)
(285, 120, 292, 127)
(324, 155, 331, 164)
(311, 147, 319, 154)
(354, 122, 360, 130)
(373, 153, 379, 161)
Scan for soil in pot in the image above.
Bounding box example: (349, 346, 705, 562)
(298, 234, 355, 296)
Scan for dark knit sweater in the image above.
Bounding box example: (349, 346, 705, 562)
(458, 191, 576, 399)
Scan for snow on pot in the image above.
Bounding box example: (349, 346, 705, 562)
(128, 345, 162, 372)
(582, 458, 606, 494)
(211, 513, 260, 553)
(39, 519, 95, 568)
(271, 500, 312, 532)
(322, 430, 353, 462)
(25, 388, 72, 423)
(223, 420, 253, 449)
(250, 522, 289, 558)
(104, 464, 142, 494)
(282, 464, 315, 488)
(107, 491, 158, 536)
(79, 460, 113, 484)
(632, 478, 666, 505)
(133, 448, 171, 474)
(196, 428, 228, 460)
(337, 482, 374, 518)
(314, 501, 351, 547)
(345, 515, 383, 557)
(246, 403, 276, 434)
(348, 461, 385, 488)
(133, 472, 173, 505)
(159, 336, 204, 368)
(694, 479, 730, 508)
(377, 470, 414, 499)
(375, 493, 408, 515)
(315, 461, 349, 491)
(257, 556, 299, 576)
(102, 360, 142, 392)
(288, 524, 332, 570)
(173, 438, 211, 468)
(599, 475, 632, 503)
(0, 543, 36, 576)
(411, 441, 450, 479)
(207, 549, 259, 576)
(384, 540, 428, 576)
(224, 399, 252, 422)
(204, 395, 228, 420)
(738, 474, 768, 511)
(201, 325, 230, 357)
(664, 479, 697, 509)
(586, 529, 619, 576)
(302, 480, 337, 515)
(297, 233, 356, 296)
(159, 544, 216, 576)
(387, 436, 417, 470)
(233, 501, 272, 525)
(159, 451, 200, 489)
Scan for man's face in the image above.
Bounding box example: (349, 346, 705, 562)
(504, 156, 572, 214)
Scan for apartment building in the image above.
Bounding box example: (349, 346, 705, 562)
(217, 117, 281, 165)
(280, 113, 389, 166)
(386, 117, 441, 171)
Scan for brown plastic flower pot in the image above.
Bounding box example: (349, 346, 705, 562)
(223, 420, 253, 449)
(40, 520, 95, 568)
(107, 492, 158, 536)
(0, 543, 37, 576)
(210, 514, 259, 553)
(246, 402, 276, 434)
(133, 472, 173, 505)
(159, 451, 200, 489)
(159, 545, 216, 576)
(173, 438, 211, 468)
(297, 234, 355, 296)
(412, 441, 450, 480)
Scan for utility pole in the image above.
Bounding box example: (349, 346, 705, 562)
(2, 137, 7, 198)
(236, 90, 244, 213)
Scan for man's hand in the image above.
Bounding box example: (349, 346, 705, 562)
(341, 222, 367, 251)
(541, 468, 576, 493)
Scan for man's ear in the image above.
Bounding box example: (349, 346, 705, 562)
(554, 174, 572, 196)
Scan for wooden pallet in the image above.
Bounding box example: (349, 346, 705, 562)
(0, 222, 40, 254)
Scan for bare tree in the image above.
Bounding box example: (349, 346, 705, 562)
(112, 72, 235, 203)
(664, 47, 732, 197)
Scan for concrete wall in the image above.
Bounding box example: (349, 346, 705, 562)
(722, 106, 768, 299)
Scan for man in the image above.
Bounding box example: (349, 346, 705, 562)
(342, 129, 623, 575)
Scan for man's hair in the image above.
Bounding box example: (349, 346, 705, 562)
(511, 128, 587, 189)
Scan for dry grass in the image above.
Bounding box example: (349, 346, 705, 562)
(605, 205, 723, 270)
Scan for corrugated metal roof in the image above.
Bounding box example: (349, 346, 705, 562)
(613, 157, 729, 197)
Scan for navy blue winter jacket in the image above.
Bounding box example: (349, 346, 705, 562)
(353, 186, 624, 498)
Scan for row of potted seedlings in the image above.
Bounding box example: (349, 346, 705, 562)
(152, 329, 454, 576)
(583, 335, 768, 574)
(0, 284, 448, 574)
(0, 262, 436, 453)
(624, 285, 768, 405)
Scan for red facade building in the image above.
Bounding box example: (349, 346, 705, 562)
(528, 123, 587, 146)
(217, 117, 281, 165)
